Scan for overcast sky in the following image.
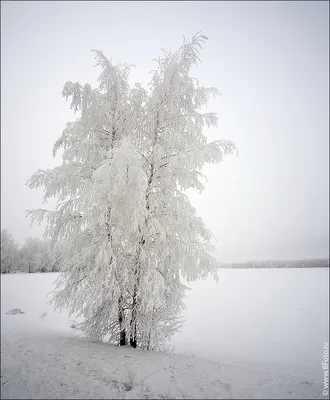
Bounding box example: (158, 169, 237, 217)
(1, 1, 329, 262)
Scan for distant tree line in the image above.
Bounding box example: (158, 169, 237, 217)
(218, 259, 330, 269)
(1, 229, 61, 274)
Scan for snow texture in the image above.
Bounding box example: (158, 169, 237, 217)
(5, 308, 25, 316)
(1, 270, 328, 399)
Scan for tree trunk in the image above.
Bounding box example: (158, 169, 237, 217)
(130, 283, 138, 348)
(118, 295, 126, 346)
(129, 112, 160, 350)
(120, 329, 126, 346)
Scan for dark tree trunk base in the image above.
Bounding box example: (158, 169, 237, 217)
(130, 338, 137, 348)
(120, 330, 126, 346)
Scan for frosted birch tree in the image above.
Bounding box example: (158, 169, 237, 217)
(28, 51, 147, 346)
(127, 33, 237, 349)
(27, 33, 237, 350)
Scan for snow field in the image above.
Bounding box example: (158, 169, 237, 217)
(1, 268, 328, 399)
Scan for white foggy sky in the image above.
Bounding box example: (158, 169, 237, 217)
(1, 1, 329, 262)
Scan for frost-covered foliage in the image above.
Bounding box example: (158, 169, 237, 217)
(1, 230, 20, 274)
(27, 33, 237, 350)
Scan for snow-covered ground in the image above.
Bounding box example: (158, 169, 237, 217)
(1, 269, 329, 399)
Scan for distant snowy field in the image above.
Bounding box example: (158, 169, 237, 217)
(1, 269, 329, 399)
